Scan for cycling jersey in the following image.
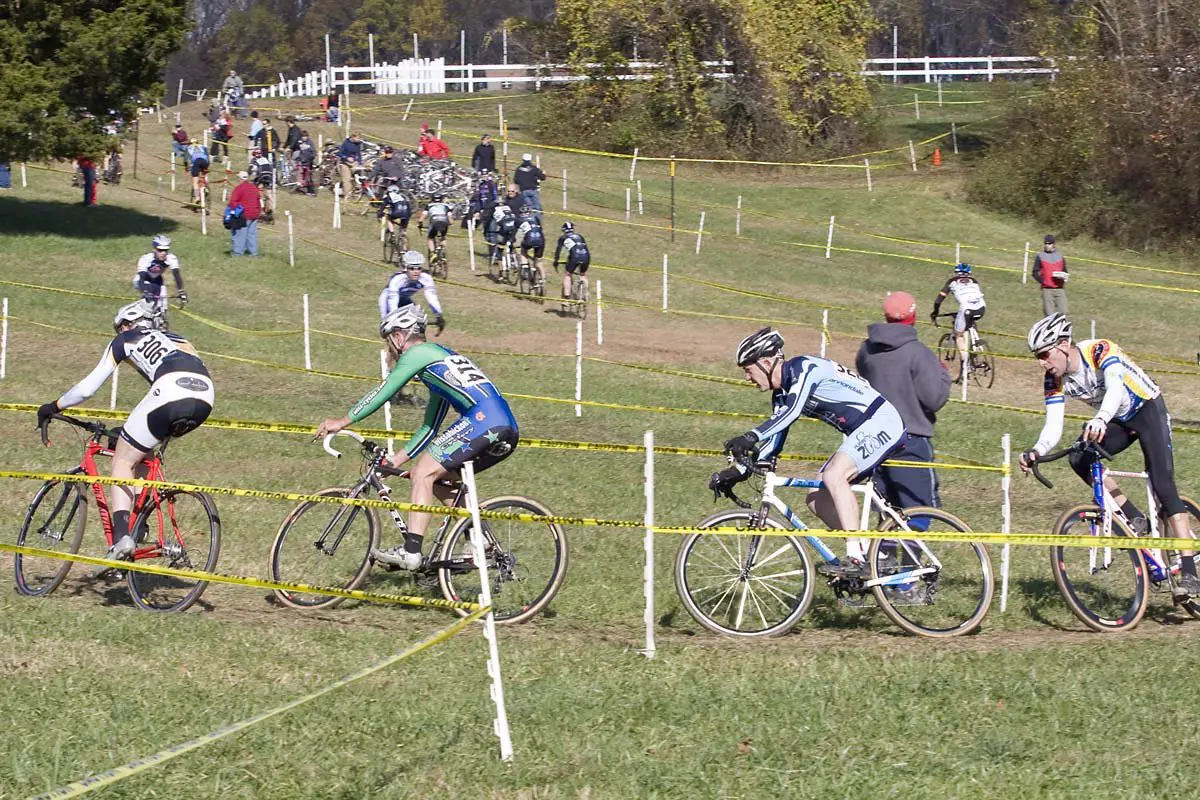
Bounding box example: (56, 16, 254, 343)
(186, 145, 208, 166)
(554, 232, 589, 264)
(493, 208, 517, 242)
(425, 202, 451, 223)
(1033, 338, 1161, 455)
(378, 271, 442, 318)
(517, 219, 544, 249)
(939, 276, 985, 311)
(348, 343, 517, 464)
(380, 192, 412, 220)
(133, 252, 182, 298)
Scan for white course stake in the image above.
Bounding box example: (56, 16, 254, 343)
(467, 219, 477, 272)
(575, 321, 583, 418)
(1091, 319, 1096, 339)
(637, 180, 644, 215)
(960, 355, 969, 401)
(561, 169, 567, 211)
(825, 216, 835, 258)
(596, 280, 603, 345)
(20, 163, 27, 188)
(381, 350, 394, 456)
(170, 171, 175, 193)
(951, 122, 959, 155)
(938, 80, 943, 107)
(1000, 433, 1012, 613)
(437, 120, 443, 139)
(735, 195, 742, 235)
(1021, 242, 1030, 284)
(695, 211, 705, 254)
(914, 93, 920, 120)
(333, 186, 342, 229)
(221, 186, 227, 205)
(109, 365, 118, 410)
(200, 192, 207, 236)
(459, 460, 515, 763)
(302, 294, 312, 370)
(287, 211, 295, 267)
(498, 104, 504, 137)
(662, 254, 669, 310)
(641, 430, 657, 660)
(865, 159, 873, 192)
(955, 242, 961, 264)
(908, 140, 918, 172)
(820, 309, 829, 358)
(0, 297, 8, 380)
(629, 147, 639, 181)
(625, 187, 631, 221)
(402, 98, 413, 121)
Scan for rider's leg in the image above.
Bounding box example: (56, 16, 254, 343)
(562, 269, 572, 298)
(806, 451, 863, 557)
(407, 452, 454, 553)
(1069, 426, 1144, 525)
(108, 438, 150, 551)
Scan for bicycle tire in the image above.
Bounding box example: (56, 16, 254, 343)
(14, 477, 88, 597)
(382, 230, 396, 265)
(518, 262, 532, 296)
(270, 487, 380, 610)
(504, 253, 520, 286)
(437, 495, 568, 624)
(126, 490, 221, 613)
(869, 507, 993, 638)
(970, 339, 996, 389)
(937, 332, 957, 364)
(1165, 496, 1200, 620)
(1050, 503, 1148, 632)
(574, 280, 589, 320)
(675, 510, 814, 638)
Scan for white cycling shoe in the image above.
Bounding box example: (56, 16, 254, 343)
(372, 546, 423, 571)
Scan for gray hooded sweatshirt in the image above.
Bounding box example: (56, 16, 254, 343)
(854, 322, 950, 438)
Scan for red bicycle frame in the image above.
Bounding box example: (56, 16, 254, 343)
(79, 438, 173, 562)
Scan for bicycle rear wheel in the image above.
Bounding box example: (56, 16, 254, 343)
(1050, 504, 1148, 632)
(937, 332, 956, 364)
(270, 488, 380, 610)
(127, 490, 221, 612)
(970, 339, 996, 389)
(574, 281, 589, 320)
(437, 496, 568, 624)
(504, 253, 520, 285)
(869, 507, 993, 638)
(14, 478, 88, 597)
(383, 230, 396, 264)
(675, 510, 813, 638)
(1165, 497, 1200, 620)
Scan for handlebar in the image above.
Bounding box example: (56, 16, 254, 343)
(40, 413, 112, 447)
(322, 429, 366, 458)
(1028, 440, 1112, 489)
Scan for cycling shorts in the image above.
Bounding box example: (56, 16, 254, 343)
(427, 409, 519, 474)
(190, 159, 210, 178)
(427, 219, 449, 238)
(566, 251, 591, 275)
(386, 212, 411, 226)
(121, 372, 214, 452)
(521, 236, 545, 258)
(827, 399, 907, 481)
(954, 306, 985, 334)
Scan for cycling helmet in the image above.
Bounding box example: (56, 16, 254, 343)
(954, 263, 972, 275)
(151, 234, 171, 250)
(561, 222, 574, 233)
(1027, 313, 1072, 353)
(735, 327, 785, 367)
(519, 205, 532, 216)
(387, 184, 403, 197)
(113, 301, 152, 332)
(431, 193, 444, 202)
(401, 250, 426, 269)
(379, 305, 428, 338)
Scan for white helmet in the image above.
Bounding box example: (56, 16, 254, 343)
(113, 301, 152, 332)
(402, 250, 426, 269)
(151, 234, 171, 250)
(387, 185, 403, 198)
(736, 327, 785, 367)
(379, 304, 427, 338)
(1027, 313, 1072, 353)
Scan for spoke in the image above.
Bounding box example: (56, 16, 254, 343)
(734, 579, 750, 629)
(751, 542, 795, 570)
(749, 575, 799, 604)
(710, 535, 748, 571)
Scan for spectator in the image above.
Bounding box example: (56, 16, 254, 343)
(171, 123, 189, 164)
(222, 70, 246, 118)
(247, 111, 263, 156)
(227, 171, 262, 256)
(1033, 234, 1069, 315)
(284, 116, 301, 156)
(293, 130, 317, 196)
(472, 134, 496, 173)
(77, 155, 98, 206)
(337, 132, 363, 201)
(470, 169, 499, 228)
(255, 118, 279, 171)
(0, 161, 11, 189)
(417, 130, 450, 160)
(325, 93, 340, 123)
(209, 110, 232, 164)
(370, 145, 404, 188)
(514, 153, 545, 220)
(854, 291, 951, 514)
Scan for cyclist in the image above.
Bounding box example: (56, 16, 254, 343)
(378, 250, 445, 335)
(490, 202, 518, 266)
(1019, 313, 1200, 597)
(186, 139, 210, 206)
(133, 235, 187, 319)
(554, 221, 590, 303)
(37, 303, 214, 561)
(515, 205, 545, 287)
(315, 305, 518, 570)
(378, 184, 413, 243)
(418, 192, 453, 260)
(369, 145, 404, 191)
(713, 327, 908, 574)
(930, 263, 986, 382)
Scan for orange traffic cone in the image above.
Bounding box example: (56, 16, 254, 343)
(932, 147, 943, 167)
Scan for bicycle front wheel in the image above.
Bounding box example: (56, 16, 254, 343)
(438, 496, 568, 624)
(1050, 504, 1148, 632)
(504, 254, 520, 285)
(383, 230, 396, 264)
(675, 510, 814, 638)
(970, 339, 996, 389)
(127, 490, 221, 613)
(14, 478, 88, 597)
(937, 332, 956, 363)
(270, 488, 380, 610)
(870, 507, 993, 638)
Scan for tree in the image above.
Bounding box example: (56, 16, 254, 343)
(212, 3, 296, 84)
(0, 0, 189, 162)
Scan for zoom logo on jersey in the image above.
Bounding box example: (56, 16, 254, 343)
(853, 428, 892, 461)
(176, 376, 210, 391)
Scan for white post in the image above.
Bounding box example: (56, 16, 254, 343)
(561, 169, 567, 211)
(820, 310, 829, 358)
(221, 186, 227, 205)
(1022, 242, 1030, 284)
(914, 93, 920, 120)
(629, 147, 639, 181)
(467, 219, 477, 272)
(662, 254, 668, 310)
(200, 191, 207, 236)
(459, 460, 514, 763)
(596, 280, 603, 346)
(735, 195, 742, 235)
(381, 350, 394, 456)
(303, 294, 312, 370)
(287, 210, 295, 267)
(1000, 433, 1012, 613)
(960, 358, 968, 401)
(497, 104, 504, 136)
(574, 320, 583, 418)
(413, 32, 419, 60)
(0, 297, 7, 380)
(170, 171, 176, 193)
(402, 98, 413, 121)
(437, 119, 443, 139)
(938, 79, 943, 107)
(951, 122, 959, 155)
(825, 215, 835, 258)
(109, 365, 118, 410)
(369, 34, 376, 91)
(318, 133, 323, 151)
(865, 159, 872, 192)
(641, 430, 656, 659)
(177, 78, 184, 106)
(908, 140, 918, 172)
(324, 34, 331, 86)
(20, 163, 27, 188)
(1091, 319, 1096, 339)
(461, 29, 466, 70)
(955, 242, 961, 264)
(892, 25, 898, 85)
(625, 187, 631, 221)
(333, 185, 341, 229)
(695, 211, 705, 255)
(637, 180, 644, 215)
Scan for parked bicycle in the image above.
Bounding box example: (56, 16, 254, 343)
(268, 430, 568, 623)
(15, 414, 221, 612)
(674, 457, 993, 639)
(934, 312, 995, 388)
(1030, 441, 1200, 632)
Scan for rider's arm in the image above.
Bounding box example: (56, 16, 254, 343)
(56, 342, 122, 409)
(401, 395, 450, 459)
(169, 256, 184, 290)
(553, 235, 566, 265)
(750, 360, 820, 443)
(1032, 373, 1066, 456)
(931, 278, 952, 314)
(1095, 357, 1131, 425)
(378, 275, 400, 318)
(420, 274, 443, 316)
(347, 345, 441, 423)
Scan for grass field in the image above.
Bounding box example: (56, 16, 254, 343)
(3, 80, 1200, 798)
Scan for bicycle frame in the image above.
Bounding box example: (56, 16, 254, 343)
(1087, 458, 1176, 582)
(78, 437, 170, 561)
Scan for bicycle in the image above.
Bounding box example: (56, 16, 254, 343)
(1029, 441, 1200, 632)
(517, 254, 545, 300)
(15, 414, 221, 612)
(934, 313, 995, 388)
(381, 222, 408, 266)
(674, 457, 993, 639)
(138, 292, 185, 332)
(268, 430, 568, 624)
(429, 233, 449, 279)
(561, 269, 589, 320)
(488, 241, 520, 286)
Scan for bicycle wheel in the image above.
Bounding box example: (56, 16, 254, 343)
(937, 332, 957, 363)
(1050, 504, 1148, 632)
(382, 229, 396, 264)
(126, 490, 221, 613)
(533, 270, 545, 302)
(270, 488, 380, 610)
(14, 478, 88, 597)
(970, 339, 996, 389)
(437, 496, 568, 624)
(504, 253, 520, 285)
(1165, 497, 1200, 620)
(517, 262, 532, 296)
(574, 280, 589, 320)
(675, 510, 814, 638)
(869, 507, 993, 638)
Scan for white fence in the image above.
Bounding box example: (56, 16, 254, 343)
(861, 56, 1056, 83)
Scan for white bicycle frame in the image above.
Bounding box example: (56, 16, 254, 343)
(1092, 468, 1173, 576)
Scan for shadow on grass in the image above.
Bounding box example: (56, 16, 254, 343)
(1018, 576, 1081, 631)
(0, 196, 177, 239)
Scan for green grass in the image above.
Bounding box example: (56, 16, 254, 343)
(2, 85, 1200, 798)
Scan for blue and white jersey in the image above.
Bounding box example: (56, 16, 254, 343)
(378, 270, 442, 318)
(750, 356, 892, 459)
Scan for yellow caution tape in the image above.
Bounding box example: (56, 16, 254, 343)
(177, 308, 303, 336)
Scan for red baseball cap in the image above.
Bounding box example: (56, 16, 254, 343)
(420, 121, 430, 131)
(882, 291, 917, 325)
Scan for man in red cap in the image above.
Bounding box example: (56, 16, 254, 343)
(854, 291, 951, 515)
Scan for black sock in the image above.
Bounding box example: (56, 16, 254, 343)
(1182, 556, 1197, 577)
(1120, 500, 1144, 524)
(404, 534, 424, 554)
(112, 510, 130, 543)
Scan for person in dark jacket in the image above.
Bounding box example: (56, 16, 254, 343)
(1032, 234, 1068, 315)
(472, 134, 496, 174)
(513, 153, 545, 220)
(855, 291, 952, 516)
